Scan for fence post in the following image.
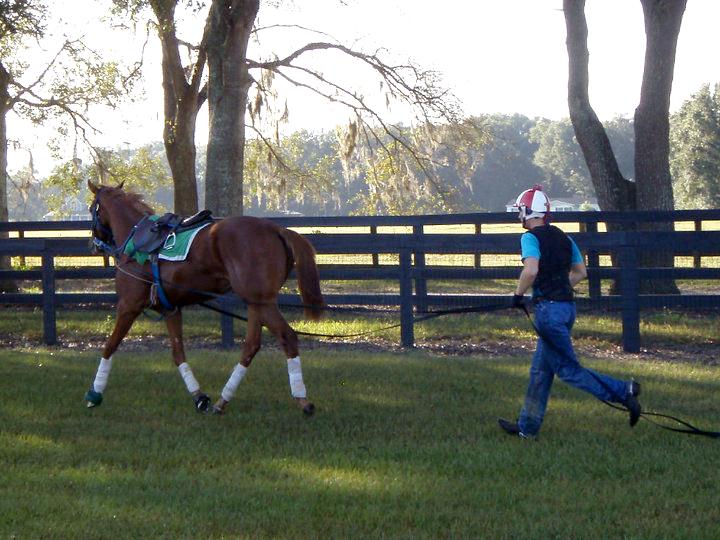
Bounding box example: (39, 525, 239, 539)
(42, 252, 57, 346)
(18, 230, 26, 267)
(220, 296, 234, 348)
(585, 221, 601, 298)
(412, 225, 427, 314)
(399, 249, 414, 348)
(370, 225, 379, 267)
(619, 246, 640, 353)
(693, 219, 702, 269)
(474, 223, 482, 269)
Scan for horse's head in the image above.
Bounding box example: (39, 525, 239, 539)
(88, 180, 125, 255)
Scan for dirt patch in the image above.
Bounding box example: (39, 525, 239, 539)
(4, 332, 718, 366)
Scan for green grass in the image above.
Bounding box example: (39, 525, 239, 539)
(1, 348, 718, 538)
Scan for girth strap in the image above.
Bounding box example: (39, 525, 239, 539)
(150, 255, 174, 311)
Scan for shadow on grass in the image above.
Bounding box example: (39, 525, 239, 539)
(1, 348, 719, 537)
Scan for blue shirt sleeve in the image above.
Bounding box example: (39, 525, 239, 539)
(569, 237, 583, 264)
(520, 232, 540, 260)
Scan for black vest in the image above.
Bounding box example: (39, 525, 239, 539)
(528, 225, 574, 301)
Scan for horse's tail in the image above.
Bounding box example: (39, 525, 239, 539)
(278, 228, 326, 320)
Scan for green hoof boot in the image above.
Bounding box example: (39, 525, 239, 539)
(85, 388, 103, 408)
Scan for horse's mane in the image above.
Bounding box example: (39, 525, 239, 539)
(102, 185, 154, 215)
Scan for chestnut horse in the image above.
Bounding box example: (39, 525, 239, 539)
(84, 180, 325, 415)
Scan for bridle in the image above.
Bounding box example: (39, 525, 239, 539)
(89, 192, 123, 257)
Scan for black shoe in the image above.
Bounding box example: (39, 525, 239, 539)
(623, 380, 642, 427)
(498, 418, 534, 439)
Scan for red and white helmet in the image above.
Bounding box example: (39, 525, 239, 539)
(515, 184, 550, 227)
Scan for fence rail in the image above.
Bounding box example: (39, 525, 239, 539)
(2, 209, 720, 352)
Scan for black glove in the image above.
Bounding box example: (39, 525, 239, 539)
(512, 294, 526, 309)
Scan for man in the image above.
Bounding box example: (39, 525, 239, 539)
(498, 185, 641, 439)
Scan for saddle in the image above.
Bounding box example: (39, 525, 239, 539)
(132, 210, 214, 255)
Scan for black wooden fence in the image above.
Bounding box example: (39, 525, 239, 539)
(1, 209, 719, 352)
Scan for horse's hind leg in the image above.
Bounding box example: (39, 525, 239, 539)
(165, 309, 212, 413)
(260, 304, 315, 416)
(85, 302, 143, 408)
(212, 305, 262, 415)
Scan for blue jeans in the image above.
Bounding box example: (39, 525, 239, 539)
(517, 300, 628, 436)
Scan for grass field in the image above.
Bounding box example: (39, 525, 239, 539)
(3, 220, 719, 536)
(1, 346, 719, 538)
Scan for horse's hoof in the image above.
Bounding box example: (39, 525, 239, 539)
(193, 393, 212, 413)
(85, 389, 103, 408)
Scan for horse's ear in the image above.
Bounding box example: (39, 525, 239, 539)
(88, 179, 99, 194)
(117, 180, 125, 190)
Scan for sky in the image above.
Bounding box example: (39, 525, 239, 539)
(7, 0, 720, 176)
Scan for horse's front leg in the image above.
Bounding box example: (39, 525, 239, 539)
(85, 302, 143, 408)
(165, 309, 212, 413)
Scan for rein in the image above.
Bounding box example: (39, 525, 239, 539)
(111, 258, 514, 338)
(199, 297, 515, 339)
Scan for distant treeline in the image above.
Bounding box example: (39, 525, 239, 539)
(9, 83, 720, 219)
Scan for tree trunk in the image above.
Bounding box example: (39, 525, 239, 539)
(564, 0, 684, 294)
(0, 63, 17, 293)
(564, 0, 636, 212)
(634, 0, 685, 212)
(160, 48, 200, 216)
(632, 0, 686, 293)
(564, 0, 634, 294)
(204, 0, 259, 217)
(152, 0, 206, 216)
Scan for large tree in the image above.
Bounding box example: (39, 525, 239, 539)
(564, 0, 686, 213)
(150, 0, 207, 215)
(1, 0, 139, 290)
(564, 0, 686, 292)
(1, 0, 44, 232)
(114, 0, 480, 217)
(1, 0, 45, 291)
(1, 4, 139, 213)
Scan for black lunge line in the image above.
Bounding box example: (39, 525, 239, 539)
(519, 303, 719, 439)
(111, 255, 719, 438)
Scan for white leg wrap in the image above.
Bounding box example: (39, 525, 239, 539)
(178, 362, 200, 394)
(287, 356, 307, 399)
(221, 363, 248, 402)
(92, 357, 113, 393)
